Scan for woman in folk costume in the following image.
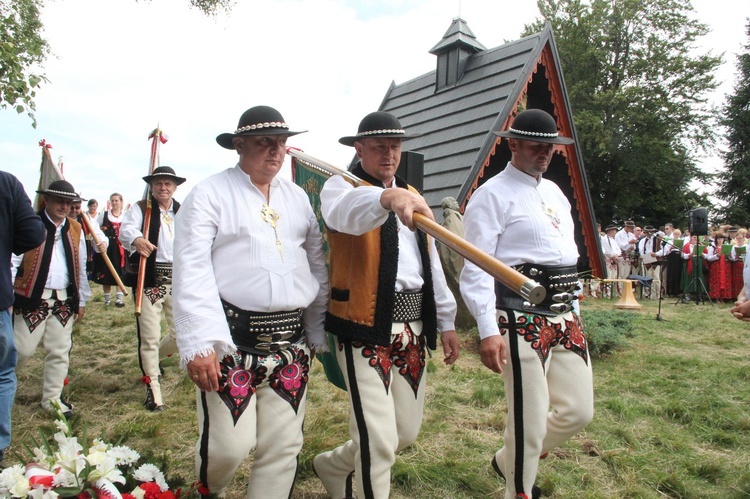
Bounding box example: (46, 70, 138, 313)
(93, 193, 126, 306)
(681, 234, 707, 296)
(729, 228, 747, 298)
(704, 233, 733, 301)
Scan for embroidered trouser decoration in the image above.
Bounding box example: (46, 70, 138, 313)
(17, 301, 50, 334)
(197, 342, 310, 499)
(348, 323, 425, 397)
(144, 284, 168, 305)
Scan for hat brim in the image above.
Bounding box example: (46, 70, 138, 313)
(143, 174, 187, 185)
(216, 129, 306, 150)
(36, 189, 85, 202)
(339, 132, 420, 147)
(495, 130, 574, 145)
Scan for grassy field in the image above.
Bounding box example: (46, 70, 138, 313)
(9, 285, 750, 498)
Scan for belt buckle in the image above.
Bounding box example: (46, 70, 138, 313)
(256, 330, 293, 342)
(549, 303, 573, 314)
(255, 340, 292, 353)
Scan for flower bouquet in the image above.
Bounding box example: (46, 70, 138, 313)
(0, 406, 204, 498)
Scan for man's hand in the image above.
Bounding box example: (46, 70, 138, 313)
(730, 299, 750, 322)
(479, 334, 507, 374)
(187, 352, 222, 392)
(95, 241, 107, 253)
(74, 306, 86, 323)
(379, 189, 434, 231)
(440, 330, 460, 365)
(134, 237, 157, 258)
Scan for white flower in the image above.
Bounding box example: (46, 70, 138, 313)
(108, 445, 140, 467)
(132, 463, 168, 492)
(0, 465, 28, 497)
(89, 439, 110, 454)
(51, 468, 78, 488)
(31, 448, 53, 469)
(130, 486, 146, 499)
(53, 420, 69, 436)
(27, 488, 59, 499)
(89, 456, 125, 485)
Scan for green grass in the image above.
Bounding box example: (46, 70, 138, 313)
(9, 286, 750, 498)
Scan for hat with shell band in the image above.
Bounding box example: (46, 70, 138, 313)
(339, 111, 420, 147)
(143, 166, 186, 185)
(216, 105, 307, 150)
(36, 179, 85, 201)
(495, 108, 574, 145)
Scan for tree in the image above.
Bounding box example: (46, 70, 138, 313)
(0, 0, 49, 127)
(715, 19, 750, 225)
(0, 0, 232, 127)
(524, 0, 720, 227)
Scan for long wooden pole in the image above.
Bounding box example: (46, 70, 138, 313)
(287, 149, 546, 305)
(134, 128, 163, 317)
(80, 213, 128, 296)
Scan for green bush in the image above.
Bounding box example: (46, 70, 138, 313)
(581, 309, 636, 357)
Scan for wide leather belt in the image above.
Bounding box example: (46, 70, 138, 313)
(221, 299, 303, 355)
(495, 264, 579, 316)
(393, 290, 422, 322)
(155, 263, 172, 284)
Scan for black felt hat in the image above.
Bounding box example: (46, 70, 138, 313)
(339, 111, 420, 147)
(216, 106, 306, 150)
(36, 180, 85, 201)
(495, 109, 574, 145)
(143, 166, 186, 185)
(605, 224, 618, 232)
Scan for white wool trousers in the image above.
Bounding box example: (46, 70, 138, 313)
(319, 321, 426, 499)
(493, 310, 594, 499)
(14, 289, 75, 411)
(135, 283, 176, 405)
(195, 342, 310, 499)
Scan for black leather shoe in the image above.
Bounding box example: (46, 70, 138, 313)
(492, 457, 541, 498)
(143, 388, 164, 412)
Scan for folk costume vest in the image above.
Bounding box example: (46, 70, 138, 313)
(124, 198, 180, 287)
(325, 164, 438, 349)
(14, 213, 82, 313)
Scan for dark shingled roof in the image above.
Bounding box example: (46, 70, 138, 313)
(377, 21, 548, 217)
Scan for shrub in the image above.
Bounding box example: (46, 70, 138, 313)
(581, 309, 636, 357)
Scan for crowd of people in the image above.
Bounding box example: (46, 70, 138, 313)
(2, 106, 747, 498)
(595, 221, 747, 303)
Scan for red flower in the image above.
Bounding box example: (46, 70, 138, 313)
(141, 376, 152, 385)
(122, 495, 137, 499)
(157, 491, 176, 499)
(76, 493, 91, 499)
(139, 482, 162, 499)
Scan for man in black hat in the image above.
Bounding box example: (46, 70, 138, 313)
(172, 106, 328, 498)
(119, 166, 186, 412)
(313, 111, 459, 499)
(11, 179, 92, 418)
(460, 108, 593, 498)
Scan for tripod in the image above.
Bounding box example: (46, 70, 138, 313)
(655, 261, 667, 321)
(675, 242, 713, 306)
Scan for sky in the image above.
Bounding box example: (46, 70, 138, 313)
(0, 0, 747, 210)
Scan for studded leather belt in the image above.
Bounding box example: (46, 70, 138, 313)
(221, 299, 303, 355)
(393, 290, 423, 322)
(155, 263, 172, 284)
(495, 264, 579, 316)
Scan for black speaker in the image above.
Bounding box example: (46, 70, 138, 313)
(689, 207, 708, 236)
(397, 151, 424, 193)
